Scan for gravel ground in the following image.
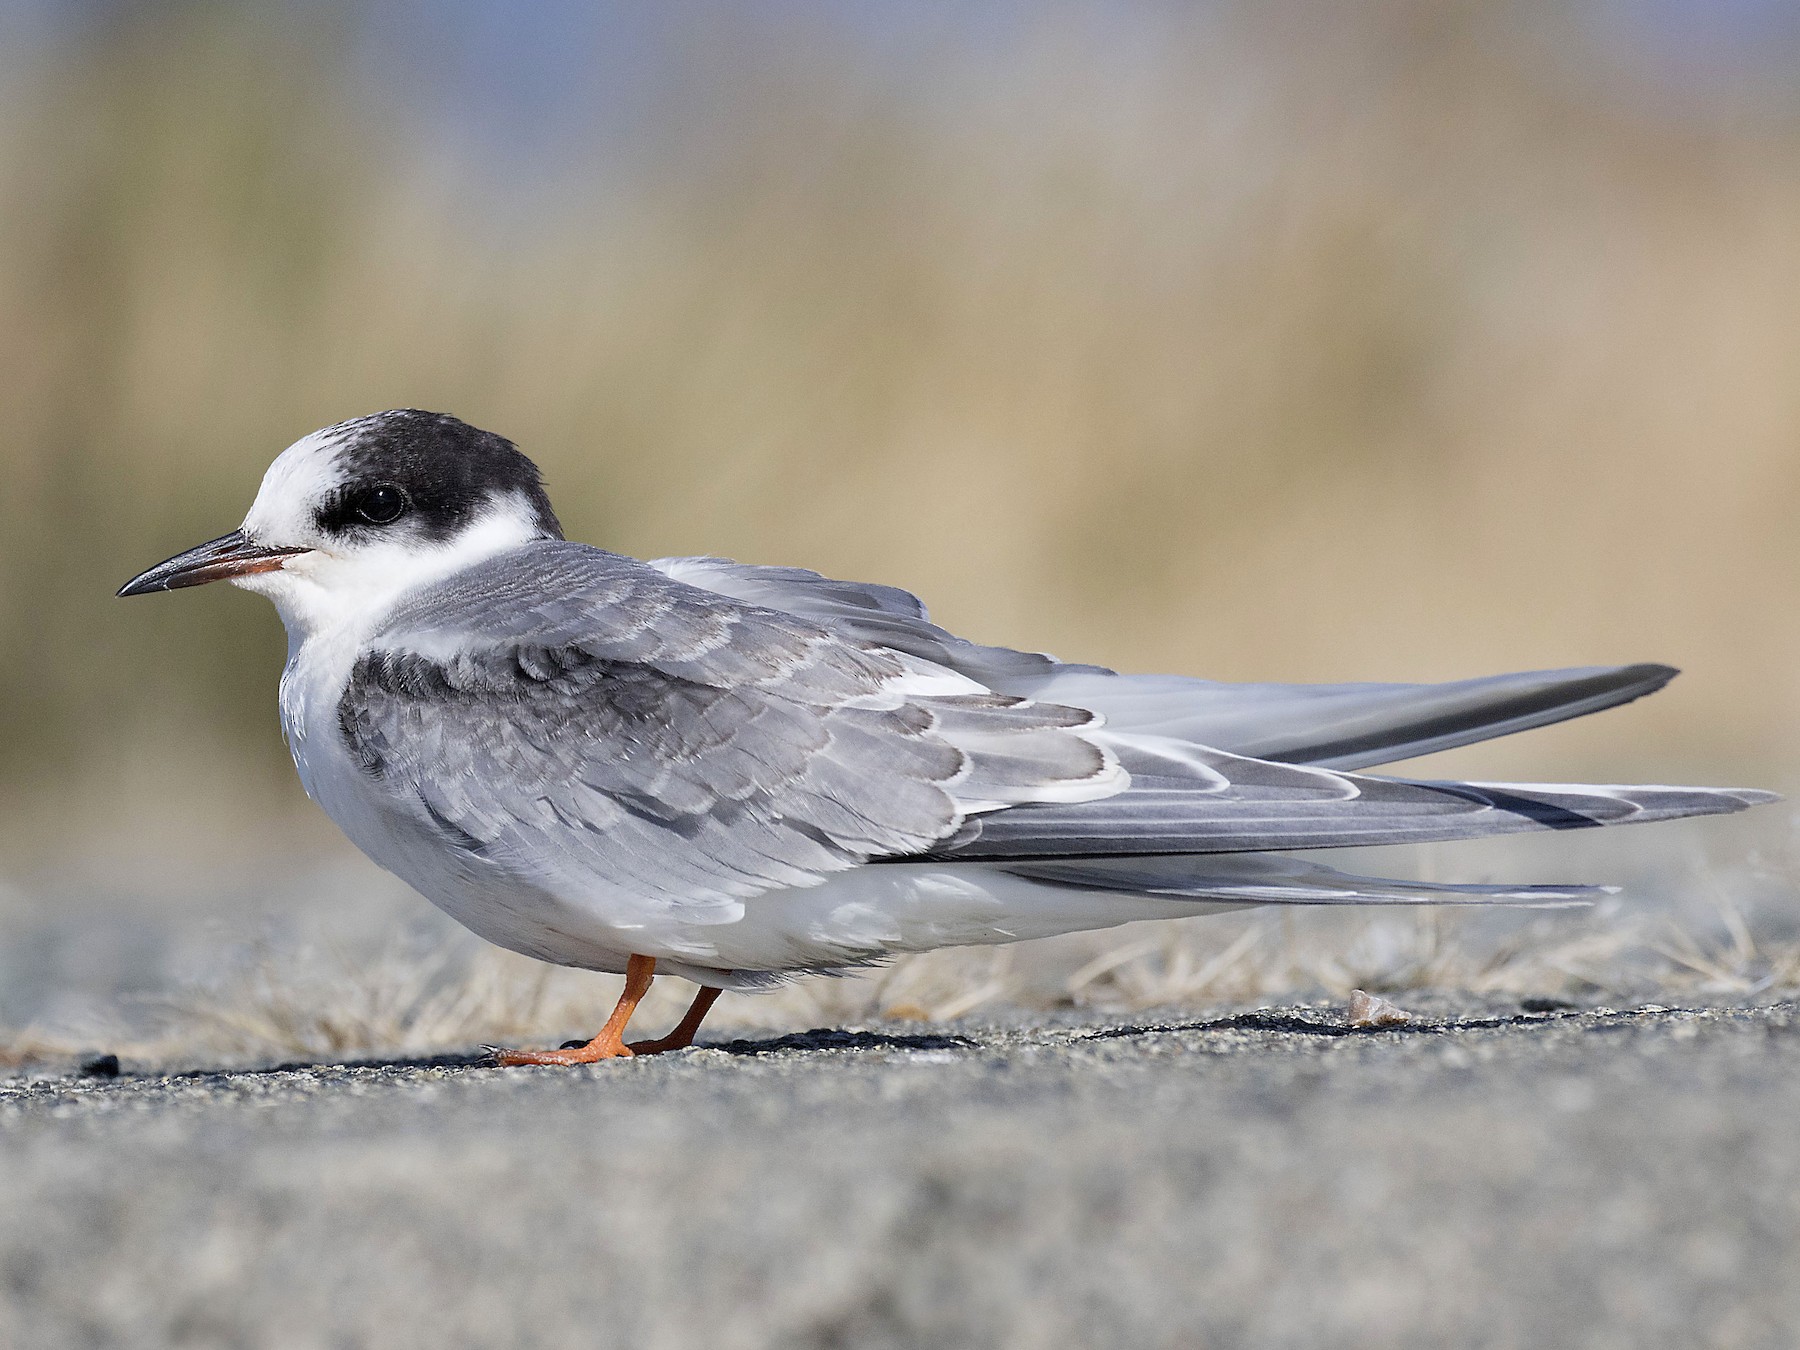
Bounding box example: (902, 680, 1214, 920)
(2, 998, 1797, 1350)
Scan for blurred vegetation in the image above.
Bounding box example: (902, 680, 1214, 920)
(2, 0, 1799, 870)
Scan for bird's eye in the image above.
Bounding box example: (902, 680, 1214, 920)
(353, 485, 408, 526)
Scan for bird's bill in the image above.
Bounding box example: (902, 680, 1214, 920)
(117, 530, 307, 597)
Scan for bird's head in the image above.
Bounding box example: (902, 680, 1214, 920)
(118, 410, 563, 634)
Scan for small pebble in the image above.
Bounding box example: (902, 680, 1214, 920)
(1348, 990, 1414, 1028)
(78, 1054, 121, 1079)
(1521, 997, 1577, 1014)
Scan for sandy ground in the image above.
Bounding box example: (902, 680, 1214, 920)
(2, 996, 1796, 1350)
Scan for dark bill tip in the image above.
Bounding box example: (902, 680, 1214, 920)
(117, 530, 307, 597)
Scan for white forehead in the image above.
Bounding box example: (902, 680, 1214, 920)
(241, 424, 354, 542)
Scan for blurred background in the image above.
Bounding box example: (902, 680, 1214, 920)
(4, 0, 1800, 1047)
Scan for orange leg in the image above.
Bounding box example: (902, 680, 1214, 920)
(629, 984, 723, 1055)
(497, 954, 657, 1067)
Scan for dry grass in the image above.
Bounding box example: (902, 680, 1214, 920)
(6, 891, 1795, 1070)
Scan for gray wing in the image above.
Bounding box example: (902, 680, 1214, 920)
(339, 542, 1124, 920)
(652, 555, 1770, 866)
(343, 545, 1770, 923)
(652, 556, 1675, 769)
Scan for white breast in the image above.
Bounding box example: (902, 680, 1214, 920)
(277, 627, 654, 973)
(243, 502, 666, 970)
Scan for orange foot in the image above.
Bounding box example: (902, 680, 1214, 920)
(496, 954, 654, 1068)
(496, 1032, 633, 1067)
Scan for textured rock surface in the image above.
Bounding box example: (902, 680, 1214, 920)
(3, 1000, 1796, 1349)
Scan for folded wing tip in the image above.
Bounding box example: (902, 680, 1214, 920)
(1682, 786, 1784, 814)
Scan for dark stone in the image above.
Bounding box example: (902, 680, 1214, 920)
(78, 1054, 120, 1079)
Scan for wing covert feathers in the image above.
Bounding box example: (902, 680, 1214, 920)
(340, 544, 1123, 914)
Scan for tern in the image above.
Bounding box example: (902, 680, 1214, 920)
(120, 410, 1775, 1064)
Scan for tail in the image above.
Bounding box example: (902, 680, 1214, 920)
(996, 852, 1605, 908)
